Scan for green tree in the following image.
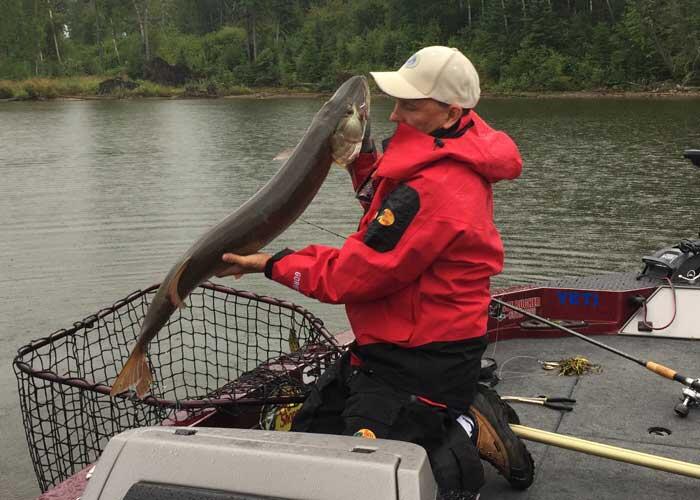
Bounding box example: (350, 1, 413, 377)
(1, 0, 699, 90)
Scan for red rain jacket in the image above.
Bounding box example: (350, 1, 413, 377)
(267, 112, 522, 348)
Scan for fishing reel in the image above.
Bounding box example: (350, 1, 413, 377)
(674, 383, 700, 418)
(488, 300, 506, 321)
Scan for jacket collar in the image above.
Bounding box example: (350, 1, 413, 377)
(374, 111, 522, 184)
(375, 114, 474, 181)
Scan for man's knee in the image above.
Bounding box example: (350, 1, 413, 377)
(291, 353, 352, 434)
(429, 421, 484, 495)
(340, 372, 404, 437)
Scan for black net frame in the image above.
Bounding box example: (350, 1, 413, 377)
(13, 282, 342, 492)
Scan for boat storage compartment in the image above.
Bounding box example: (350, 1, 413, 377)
(81, 427, 437, 500)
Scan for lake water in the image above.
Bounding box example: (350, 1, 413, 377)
(1, 94, 700, 499)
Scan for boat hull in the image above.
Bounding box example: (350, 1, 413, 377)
(487, 271, 659, 341)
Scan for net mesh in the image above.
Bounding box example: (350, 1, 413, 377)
(14, 283, 341, 492)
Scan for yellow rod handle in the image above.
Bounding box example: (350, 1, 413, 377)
(645, 361, 677, 380)
(510, 424, 700, 479)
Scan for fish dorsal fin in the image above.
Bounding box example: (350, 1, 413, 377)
(168, 257, 190, 309)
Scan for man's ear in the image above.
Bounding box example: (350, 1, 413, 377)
(443, 104, 463, 128)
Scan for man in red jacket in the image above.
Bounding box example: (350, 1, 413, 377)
(219, 46, 533, 499)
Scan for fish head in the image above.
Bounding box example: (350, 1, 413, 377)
(327, 76, 370, 167)
(328, 75, 370, 119)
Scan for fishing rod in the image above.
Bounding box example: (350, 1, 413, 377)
(300, 218, 347, 239)
(490, 297, 700, 395)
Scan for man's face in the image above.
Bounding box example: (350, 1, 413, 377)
(389, 98, 461, 134)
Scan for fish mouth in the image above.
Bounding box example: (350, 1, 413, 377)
(329, 77, 371, 166)
(330, 75, 370, 122)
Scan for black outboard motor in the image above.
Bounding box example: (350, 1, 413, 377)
(640, 150, 700, 283)
(683, 149, 700, 167)
(641, 239, 700, 284)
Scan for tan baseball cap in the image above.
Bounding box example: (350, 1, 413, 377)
(370, 46, 480, 109)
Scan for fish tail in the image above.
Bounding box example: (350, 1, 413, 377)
(110, 346, 153, 398)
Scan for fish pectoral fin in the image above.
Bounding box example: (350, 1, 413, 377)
(168, 258, 190, 309)
(273, 147, 296, 161)
(110, 347, 153, 399)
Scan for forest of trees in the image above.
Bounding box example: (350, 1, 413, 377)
(1, 0, 699, 92)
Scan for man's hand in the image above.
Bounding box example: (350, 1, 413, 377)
(217, 252, 271, 279)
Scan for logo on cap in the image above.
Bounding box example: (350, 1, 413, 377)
(403, 53, 419, 69)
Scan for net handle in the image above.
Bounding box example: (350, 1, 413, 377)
(16, 365, 312, 408)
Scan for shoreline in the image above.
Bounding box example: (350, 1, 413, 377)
(2, 85, 700, 103)
(482, 89, 700, 99)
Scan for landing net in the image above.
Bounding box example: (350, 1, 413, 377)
(13, 283, 341, 492)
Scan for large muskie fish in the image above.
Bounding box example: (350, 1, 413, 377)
(111, 76, 370, 398)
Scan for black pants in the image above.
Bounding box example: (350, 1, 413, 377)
(292, 349, 485, 495)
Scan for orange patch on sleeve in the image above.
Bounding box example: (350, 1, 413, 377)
(377, 208, 395, 226)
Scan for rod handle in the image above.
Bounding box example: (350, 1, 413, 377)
(645, 361, 677, 380)
(647, 363, 700, 390)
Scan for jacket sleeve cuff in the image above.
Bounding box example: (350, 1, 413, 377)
(264, 248, 295, 279)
